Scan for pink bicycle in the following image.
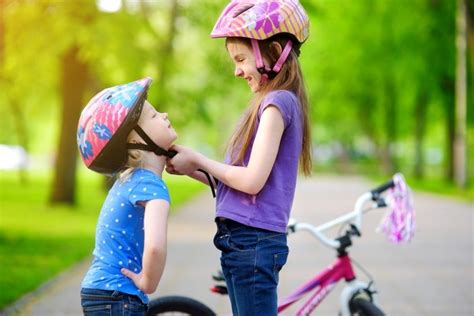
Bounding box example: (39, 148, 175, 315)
(147, 174, 415, 315)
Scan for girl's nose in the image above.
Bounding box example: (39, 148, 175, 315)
(234, 67, 244, 77)
(161, 112, 168, 120)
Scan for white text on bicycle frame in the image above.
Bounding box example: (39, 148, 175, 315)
(298, 282, 337, 316)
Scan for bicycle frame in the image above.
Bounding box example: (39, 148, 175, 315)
(277, 254, 360, 315)
(209, 178, 401, 315)
(276, 191, 385, 316)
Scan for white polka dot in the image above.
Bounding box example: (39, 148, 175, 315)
(111, 235, 114, 238)
(118, 246, 122, 250)
(106, 284, 109, 288)
(140, 177, 144, 179)
(132, 195, 136, 198)
(134, 268, 138, 272)
(118, 284, 122, 287)
(102, 240, 106, 244)
(127, 247, 131, 251)
(128, 214, 132, 218)
(134, 256, 138, 260)
(120, 203, 124, 207)
(143, 187, 147, 191)
(100, 256, 104, 260)
(89, 281, 93, 284)
(119, 261, 123, 265)
(117, 192, 120, 195)
(153, 193, 157, 196)
(101, 277, 105, 280)
(128, 188, 132, 192)
(110, 208, 114, 211)
(110, 250, 114, 254)
(128, 260, 132, 264)
(106, 224, 109, 228)
(115, 219, 119, 223)
(122, 230, 126, 234)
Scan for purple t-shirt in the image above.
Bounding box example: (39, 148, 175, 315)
(216, 90, 303, 233)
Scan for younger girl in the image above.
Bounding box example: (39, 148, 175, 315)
(167, 1, 311, 314)
(77, 78, 177, 315)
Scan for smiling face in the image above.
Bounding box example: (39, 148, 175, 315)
(226, 40, 266, 93)
(136, 101, 177, 149)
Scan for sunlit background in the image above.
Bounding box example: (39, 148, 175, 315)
(0, 0, 472, 311)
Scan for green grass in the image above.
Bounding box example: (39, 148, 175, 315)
(0, 170, 204, 309)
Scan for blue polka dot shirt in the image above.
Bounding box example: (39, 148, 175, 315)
(81, 169, 170, 303)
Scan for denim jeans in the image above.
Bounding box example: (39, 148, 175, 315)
(213, 218, 289, 316)
(80, 288, 147, 316)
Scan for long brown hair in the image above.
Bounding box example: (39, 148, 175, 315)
(226, 35, 312, 176)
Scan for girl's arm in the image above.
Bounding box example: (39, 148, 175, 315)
(166, 165, 216, 187)
(170, 106, 284, 195)
(121, 199, 169, 294)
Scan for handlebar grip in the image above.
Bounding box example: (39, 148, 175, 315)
(370, 178, 395, 196)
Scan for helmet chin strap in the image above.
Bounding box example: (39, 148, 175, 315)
(126, 125, 175, 158)
(126, 125, 217, 198)
(251, 39, 293, 84)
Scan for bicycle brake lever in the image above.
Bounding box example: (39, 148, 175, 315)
(376, 197, 387, 208)
(349, 224, 361, 237)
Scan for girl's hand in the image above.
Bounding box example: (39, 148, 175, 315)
(165, 161, 184, 175)
(121, 268, 145, 292)
(168, 144, 200, 175)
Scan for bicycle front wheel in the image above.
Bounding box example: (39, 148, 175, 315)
(349, 298, 385, 316)
(147, 296, 216, 316)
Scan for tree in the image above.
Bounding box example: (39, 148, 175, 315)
(49, 46, 90, 204)
(454, 0, 468, 188)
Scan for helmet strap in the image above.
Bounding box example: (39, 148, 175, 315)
(127, 125, 218, 199)
(251, 39, 293, 82)
(126, 125, 176, 158)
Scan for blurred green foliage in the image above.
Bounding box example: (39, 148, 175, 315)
(0, 0, 472, 309)
(1, 0, 472, 185)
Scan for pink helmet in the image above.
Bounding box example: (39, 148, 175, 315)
(211, 0, 309, 43)
(77, 78, 155, 174)
(211, 0, 309, 80)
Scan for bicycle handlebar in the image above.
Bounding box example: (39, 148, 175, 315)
(288, 177, 396, 249)
(370, 179, 395, 196)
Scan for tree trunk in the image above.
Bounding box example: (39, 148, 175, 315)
(454, 0, 467, 188)
(155, 0, 179, 111)
(49, 46, 89, 205)
(413, 92, 428, 179)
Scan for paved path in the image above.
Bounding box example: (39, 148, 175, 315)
(3, 175, 473, 315)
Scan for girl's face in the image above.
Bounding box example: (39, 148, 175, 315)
(138, 101, 177, 149)
(227, 41, 265, 93)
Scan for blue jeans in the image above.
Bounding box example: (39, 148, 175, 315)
(213, 218, 289, 316)
(80, 288, 147, 316)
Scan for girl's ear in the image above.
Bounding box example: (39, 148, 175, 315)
(269, 41, 283, 62)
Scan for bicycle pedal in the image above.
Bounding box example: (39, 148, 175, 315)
(210, 285, 228, 295)
(212, 270, 225, 281)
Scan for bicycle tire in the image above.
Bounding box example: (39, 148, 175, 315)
(349, 298, 385, 316)
(147, 295, 216, 316)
